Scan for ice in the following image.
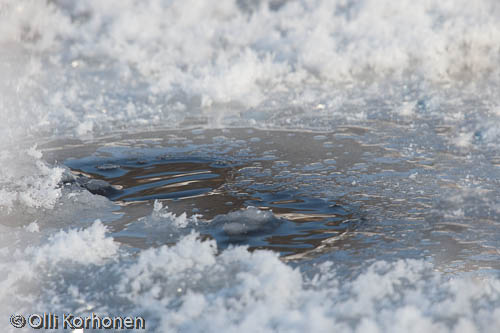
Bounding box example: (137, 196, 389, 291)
(2, 0, 500, 332)
(24, 221, 40, 233)
(2, 225, 500, 332)
(74, 177, 119, 197)
(115, 200, 201, 246)
(213, 206, 281, 236)
(1, 0, 500, 140)
(0, 146, 63, 212)
(28, 220, 118, 266)
(147, 200, 200, 231)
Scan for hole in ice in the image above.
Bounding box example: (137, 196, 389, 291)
(57, 128, 363, 257)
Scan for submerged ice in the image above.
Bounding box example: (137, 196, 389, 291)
(215, 206, 281, 236)
(2, 0, 500, 332)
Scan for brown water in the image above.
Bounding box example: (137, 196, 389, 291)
(44, 128, 372, 257)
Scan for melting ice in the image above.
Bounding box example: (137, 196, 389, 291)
(2, 0, 500, 332)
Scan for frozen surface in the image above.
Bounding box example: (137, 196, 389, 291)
(2, 221, 500, 333)
(2, 0, 500, 332)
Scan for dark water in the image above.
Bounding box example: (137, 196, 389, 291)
(40, 126, 500, 273)
(55, 128, 365, 257)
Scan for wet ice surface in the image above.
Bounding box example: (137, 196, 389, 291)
(3, 0, 500, 331)
(0, 125, 495, 333)
(51, 129, 359, 256)
(40, 127, 500, 273)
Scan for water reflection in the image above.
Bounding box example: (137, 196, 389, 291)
(62, 129, 365, 256)
(38, 127, 500, 273)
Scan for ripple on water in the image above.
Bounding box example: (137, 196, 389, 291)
(58, 128, 364, 257)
